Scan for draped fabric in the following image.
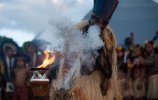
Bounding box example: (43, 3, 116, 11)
(92, 0, 118, 22)
(3, 56, 15, 81)
(72, 20, 122, 100)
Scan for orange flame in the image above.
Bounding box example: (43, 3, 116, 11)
(37, 50, 55, 68)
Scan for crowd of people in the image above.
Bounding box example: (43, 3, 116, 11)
(117, 35, 158, 100)
(0, 37, 46, 100)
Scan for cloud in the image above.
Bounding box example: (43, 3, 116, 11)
(53, 0, 93, 23)
(0, 0, 93, 46)
(153, 0, 158, 3)
(0, 0, 93, 33)
(0, 0, 55, 33)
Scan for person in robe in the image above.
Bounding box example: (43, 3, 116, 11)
(2, 41, 18, 82)
(144, 41, 158, 100)
(51, 0, 122, 100)
(71, 0, 122, 99)
(131, 45, 145, 100)
(1, 40, 18, 100)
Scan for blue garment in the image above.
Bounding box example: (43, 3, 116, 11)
(153, 34, 158, 41)
(92, 0, 118, 22)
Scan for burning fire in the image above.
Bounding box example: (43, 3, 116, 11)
(37, 50, 55, 68)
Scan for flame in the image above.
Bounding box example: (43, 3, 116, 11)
(37, 50, 55, 68)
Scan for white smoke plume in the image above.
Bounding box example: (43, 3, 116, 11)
(39, 16, 104, 89)
(35, 0, 104, 89)
(36, 0, 93, 50)
(49, 22, 103, 89)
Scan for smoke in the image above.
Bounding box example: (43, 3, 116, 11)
(52, 23, 103, 89)
(35, 0, 104, 89)
(41, 16, 103, 89)
(84, 25, 104, 50)
(51, 0, 93, 23)
(36, 0, 93, 51)
(40, 14, 103, 89)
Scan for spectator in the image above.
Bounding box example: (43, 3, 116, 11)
(131, 44, 145, 100)
(12, 51, 32, 100)
(2, 44, 17, 81)
(1, 40, 18, 100)
(23, 41, 38, 68)
(144, 41, 158, 75)
(144, 41, 158, 99)
(117, 46, 125, 67)
(117, 46, 133, 100)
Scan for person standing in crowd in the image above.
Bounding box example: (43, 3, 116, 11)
(144, 41, 158, 100)
(23, 42, 39, 85)
(116, 46, 133, 100)
(1, 40, 18, 100)
(12, 51, 32, 100)
(3, 46, 17, 81)
(131, 44, 146, 100)
(144, 40, 158, 75)
(23, 42, 38, 68)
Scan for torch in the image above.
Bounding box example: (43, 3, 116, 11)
(30, 50, 55, 97)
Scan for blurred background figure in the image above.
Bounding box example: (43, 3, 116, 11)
(144, 41, 158, 75)
(117, 46, 125, 67)
(12, 50, 32, 100)
(131, 44, 146, 100)
(1, 40, 18, 81)
(144, 41, 158, 100)
(0, 40, 19, 100)
(124, 32, 134, 52)
(117, 46, 133, 100)
(23, 41, 38, 68)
